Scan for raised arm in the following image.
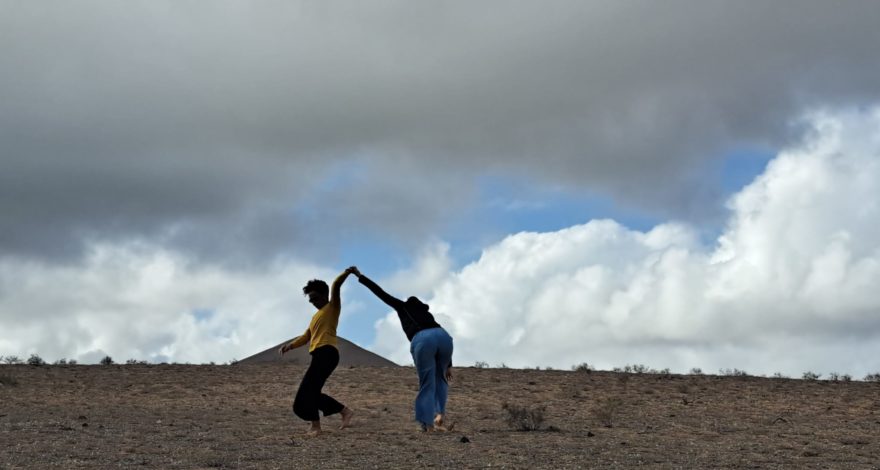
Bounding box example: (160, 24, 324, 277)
(355, 272, 405, 310)
(329, 268, 355, 307)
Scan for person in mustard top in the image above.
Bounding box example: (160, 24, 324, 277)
(279, 267, 356, 436)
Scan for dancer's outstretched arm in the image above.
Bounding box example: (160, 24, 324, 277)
(329, 267, 355, 311)
(351, 268, 405, 309)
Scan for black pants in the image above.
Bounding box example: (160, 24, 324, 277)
(293, 345, 344, 421)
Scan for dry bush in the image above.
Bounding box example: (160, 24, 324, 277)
(26, 354, 45, 366)
(0, 374, 18, 386)
(592, 397, 622, 428)
(802, 371, 821, 381)
(501, 402, 546, 431)
(720, 368, 749, 377)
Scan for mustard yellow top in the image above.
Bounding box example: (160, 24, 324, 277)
(288, 271, 349, 353)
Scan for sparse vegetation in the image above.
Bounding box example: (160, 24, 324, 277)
(572, 362, 592, 373)
(802, 371, 821, 381)
(125, 359, 149, 365)
(689, 368, 703, 375)
(501, 402, 546, 431)
(863, 373, 880, 382)
(614, 364, 656, 374)
(719, 368, 749, 377)
(26, 354, 45, 366)
(53, 358, 68, 365)
(772, 372, 789, 379)
(2, 359, 878, 467)
(1, 355, 23, 364)
(592, 397, 623, 428)
(828, 372, 851, 382)
(473, 361, 488, 369)
(100, 356, 115, 365)
(0, 374, 18, 386)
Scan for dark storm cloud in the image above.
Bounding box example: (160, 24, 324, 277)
(2, 1, 880, 262)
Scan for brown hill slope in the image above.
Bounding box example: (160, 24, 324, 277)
(237, 336, 398, 367)
(1, 364, 879, 468)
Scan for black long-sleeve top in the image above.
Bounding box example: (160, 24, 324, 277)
(358, 275, 443, 342)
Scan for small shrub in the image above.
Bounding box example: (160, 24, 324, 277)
(125, 359, 149, 365)
(572, 363, 592, 373)
(100, 356, 114, 365)
(473, 361, 488, 369)
(828, 372, 850, 382)
(501, 402, 546, 431)
(689, 368, 703, 375)
(719, 368, 749, 377)
(802, 371, 821, 381)
(26, 354, 46, 366)
(592, 397, 622, 428)
(4, 355, 24, 365)
(623, 364, 653, 374)
(53, 358, 68, 365)
(0, 374, 18, 386)
(863, 373, 880, 382)
(68, 359, 77, 365)
(772, 372, 788, 379)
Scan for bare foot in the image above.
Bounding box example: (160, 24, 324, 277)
(437, 422, 455, 432)
(434, 414, 454, 432)
(306, 421, 322, 437)
(339, 407, 354, 430)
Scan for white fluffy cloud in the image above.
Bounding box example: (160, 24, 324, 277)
(0, 244, 337, 364)
(373, 109, 880, 377)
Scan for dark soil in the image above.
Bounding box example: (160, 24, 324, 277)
(1, 364, 879, 469)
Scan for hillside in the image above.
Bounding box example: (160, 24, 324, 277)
(1, 364, 878, 469)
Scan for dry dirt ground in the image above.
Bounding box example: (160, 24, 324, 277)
(1, 364, 879, 469)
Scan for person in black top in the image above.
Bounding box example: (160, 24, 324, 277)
(350, 267, 454, 432)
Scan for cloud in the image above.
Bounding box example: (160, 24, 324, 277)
(4, 2, 880, 261)
(383, 241, 453, 299)
(372, 108, 880, 377)
(0, 243, 339, 363)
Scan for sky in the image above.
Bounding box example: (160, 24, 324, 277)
(2, 1, 880, 377)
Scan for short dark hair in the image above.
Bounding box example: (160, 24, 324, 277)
(406, 296, 429, 312)
(303, 279, 329, 297)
